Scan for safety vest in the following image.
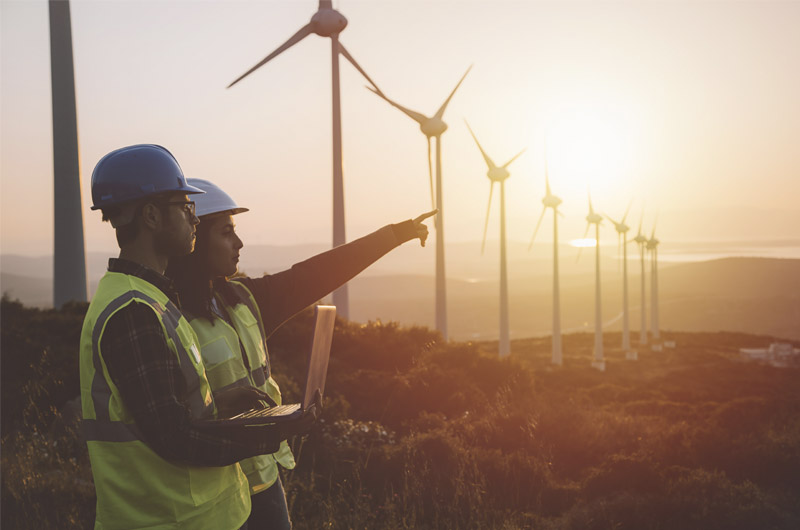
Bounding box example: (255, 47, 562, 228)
(79, 271, 250, 530)
(188, 281, 296, 495)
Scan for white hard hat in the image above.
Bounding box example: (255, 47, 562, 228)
(187, 178, 249, 217)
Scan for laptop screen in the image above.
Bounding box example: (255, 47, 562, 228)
(302, 305, 336, 410)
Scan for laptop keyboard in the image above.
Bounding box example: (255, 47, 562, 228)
(234, 404, 301, 419)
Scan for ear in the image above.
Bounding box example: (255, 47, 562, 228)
(140, 202, 163, 231)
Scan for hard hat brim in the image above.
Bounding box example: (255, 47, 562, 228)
(199, 207, 249, 219)
(90, 182, 206, 210)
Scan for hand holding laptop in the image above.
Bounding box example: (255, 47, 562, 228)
(215, 385, 277, 418)
(278, 389, 322, 439)
(213, 306, 335, 428)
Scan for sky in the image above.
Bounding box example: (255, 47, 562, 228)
(2, 0, 799, 258)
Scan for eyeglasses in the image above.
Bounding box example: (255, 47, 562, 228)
(159, 200, 196, 217)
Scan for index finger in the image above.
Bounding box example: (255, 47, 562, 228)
(413, 209, 438, 223)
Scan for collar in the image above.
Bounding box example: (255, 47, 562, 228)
(108, 258, 181, 307)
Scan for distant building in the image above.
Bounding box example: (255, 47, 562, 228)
(739, 343, 800, 367)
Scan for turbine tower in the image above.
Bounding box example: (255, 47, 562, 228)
(578, 194, 605, 370)
(605, 202, 635, 358)
(465, 121, 525, 358)
(50, 0, 87, 308)
(632, 210, 648, 348)
(529, 154, 563, 365)
(647, 222, 661, 345)
(227, 0, 382, 320)
(367, 67, 472, 340)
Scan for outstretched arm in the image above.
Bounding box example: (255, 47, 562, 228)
(240, 211, 437, 336)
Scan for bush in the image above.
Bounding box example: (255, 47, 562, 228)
(3, 299, 800, 528)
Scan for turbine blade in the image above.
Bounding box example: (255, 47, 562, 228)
(433, 64, 472, 120)
(528, 207, 547, 251)
(651, 212, 659, 239)
(543, 134, 551, 195)
(427, 137, 435, 209)
(481, 182, 495, 255)
(588, 191, 594, 214)
(544, 149, 552, 196)
(501, 147, 527, 169)
(604, 213, 621, 229)
(228, 23, 313, 88)
(366, 86, 428, 125)
(464, 120, 497, 169)
(622, 198, 634, 224)
(637, 207, 644, 237)
(339, 43, 382, 94)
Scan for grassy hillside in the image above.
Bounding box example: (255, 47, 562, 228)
(2, 297, 799, 528)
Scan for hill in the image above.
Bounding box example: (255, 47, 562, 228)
(3, 255, 799, 341)
(2, 298, 799, 528)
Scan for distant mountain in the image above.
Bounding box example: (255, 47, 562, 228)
(0, 273, 52, 308)
(2, 253, 798, 341)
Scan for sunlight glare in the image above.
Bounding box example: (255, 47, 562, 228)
(542, 99, 640, 197)
(570, 238, 597, 248)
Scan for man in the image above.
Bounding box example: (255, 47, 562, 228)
(79, 144, 313, 530)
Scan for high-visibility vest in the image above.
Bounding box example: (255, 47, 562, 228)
(79, 271, 250, 530)
(189, 281, 296, 495)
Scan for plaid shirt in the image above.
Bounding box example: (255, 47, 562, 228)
(101, 258, 281, 467)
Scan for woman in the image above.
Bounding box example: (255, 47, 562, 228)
(165, 178, 434, 528)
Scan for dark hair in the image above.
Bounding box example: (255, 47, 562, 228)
(165, 221, 215, 320)
(101, 203, 140, 247)
(165, 218, 240, 321)
(102, 195, 175, 248)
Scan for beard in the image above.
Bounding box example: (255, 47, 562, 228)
(154, 226, 194, 257)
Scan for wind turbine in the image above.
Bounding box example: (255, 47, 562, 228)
(227, 0, 383, 320)
(647, 221, 661, 346)
(578, 194, 605, 371)
(605, 201, 635, 358)
(465, 121, 525, 358)
(367, 66, 472, 340)
(631, 210, 648, 349)
(50, 0, 87, 308)
(529, 152, 563, 365)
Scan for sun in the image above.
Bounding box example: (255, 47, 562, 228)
(541, 99, 641, 198)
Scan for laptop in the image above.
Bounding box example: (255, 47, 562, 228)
(223, 305, 336, 426)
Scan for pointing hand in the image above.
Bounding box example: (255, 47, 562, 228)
(412, 209, 438, 247)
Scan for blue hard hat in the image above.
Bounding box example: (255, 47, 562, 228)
(187, 179, 249, 218)
(90, 144, 204, 210)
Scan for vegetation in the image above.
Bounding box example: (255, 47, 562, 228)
(2, 295, 799, 528)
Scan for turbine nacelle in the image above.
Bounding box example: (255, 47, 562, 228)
(421, 118, 448, 138)
(647, 237, 660, 250)
(543, 195, 562, 209)
(310, 7, 348, 36)
(633, 233, 648, 245)
(487, 167, 510, 182)
(586, 212, 603, 224)
(615, 223, 630, 234)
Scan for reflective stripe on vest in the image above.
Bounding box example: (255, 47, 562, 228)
(188, 281, 296, 495)
(79, 272, 249, 529)
(86, 290, 213, 436)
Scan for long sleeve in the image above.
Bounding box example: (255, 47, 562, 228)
(101, 302, 284, 467)
(239, 221, 418, 336)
